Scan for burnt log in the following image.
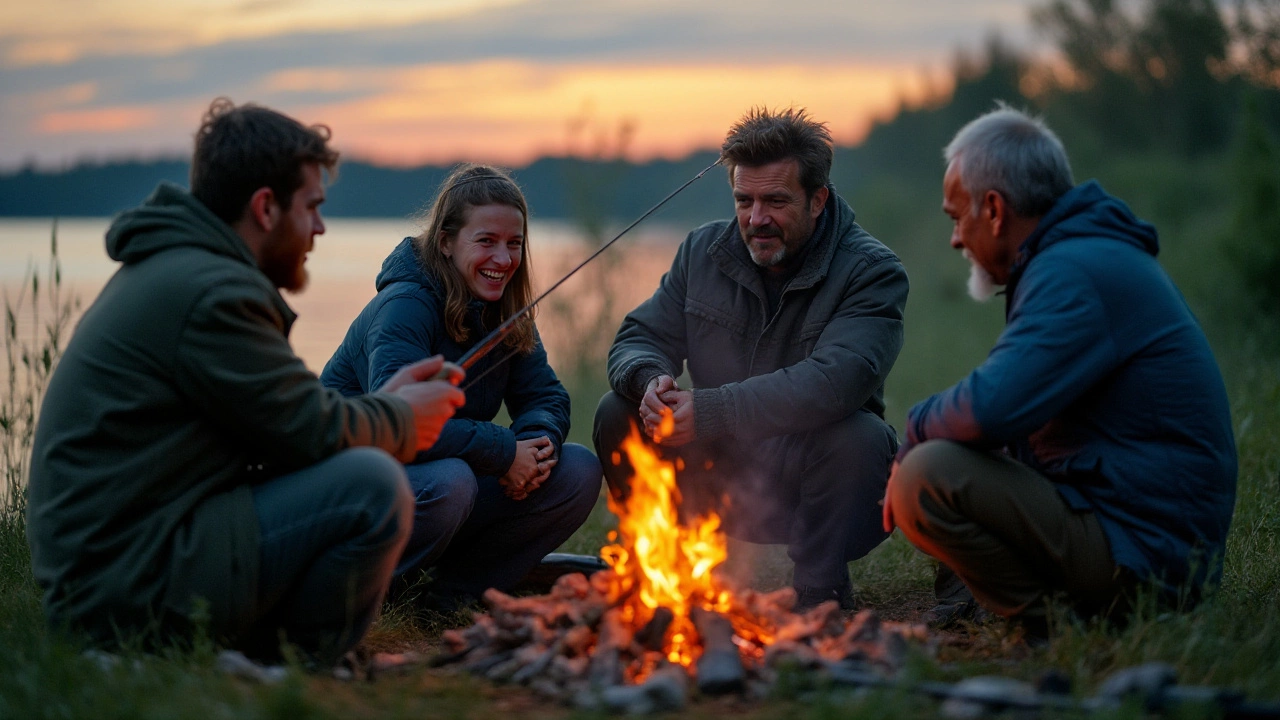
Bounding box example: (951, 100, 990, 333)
(550, 654, 590, 683)
(511, 633, 568, 685)
(691, 607, 745, 695)
(463, 649, 515, 676)
(562, 624, 595, 656)
(636, 607, 675, 651)
(588, 608, 633, 688)
(598, 664, 689, 714)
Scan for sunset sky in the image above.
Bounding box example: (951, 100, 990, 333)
(1, 0, 1042, 170)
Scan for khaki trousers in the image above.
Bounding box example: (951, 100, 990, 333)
(890, 440, 1129, 618)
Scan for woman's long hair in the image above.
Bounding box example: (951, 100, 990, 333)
(413, 163, 536, 354)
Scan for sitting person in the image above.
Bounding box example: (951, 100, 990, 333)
(321, 164, 602, 606)
(26, 98, 465, 664)
(883, 105, 1238, 631)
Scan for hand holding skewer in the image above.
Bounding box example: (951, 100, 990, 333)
(382, 356, 466, 451)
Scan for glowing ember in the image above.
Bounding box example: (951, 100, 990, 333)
(600, 421, 733, 668)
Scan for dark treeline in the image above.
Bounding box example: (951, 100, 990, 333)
(0, 152, 731, 223)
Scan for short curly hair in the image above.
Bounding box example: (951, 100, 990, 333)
(190, 97, 339, 224)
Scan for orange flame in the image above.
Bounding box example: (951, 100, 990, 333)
(601, 423, 731, 667)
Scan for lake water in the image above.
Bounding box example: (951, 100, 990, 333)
(0, 217, 687, 375)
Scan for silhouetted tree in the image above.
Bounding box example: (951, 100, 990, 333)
(1233, 0, 1280, 87)
(1035, 0, 1244, 154)
(1223, 94, 1280, 315)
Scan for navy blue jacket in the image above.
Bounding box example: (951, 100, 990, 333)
(900, 181, 1237, 594)
(321, 238, 571, 476)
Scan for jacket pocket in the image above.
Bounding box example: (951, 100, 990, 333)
(686, 296, 749, 338)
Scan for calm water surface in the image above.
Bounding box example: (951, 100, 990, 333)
(0, 217, 685, 373)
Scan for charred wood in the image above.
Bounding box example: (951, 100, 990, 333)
(691, 607, 745, 695)
(636, 607, 674, 651)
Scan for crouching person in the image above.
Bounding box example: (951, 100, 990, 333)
(26, 98, 465, 663)
(883, 105, 1237, 633)
(321, 164, 602, 609)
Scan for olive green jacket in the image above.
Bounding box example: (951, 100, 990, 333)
(26, 183, 417, 643)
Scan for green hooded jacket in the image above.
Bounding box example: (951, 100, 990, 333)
(26, 182, 418, 643)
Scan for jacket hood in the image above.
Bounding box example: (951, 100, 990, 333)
(375, 237, 441, 293)
(105, 182, 258, 267)
(1009, 180, 1159, 288)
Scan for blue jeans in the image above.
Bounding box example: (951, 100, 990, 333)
(244, 448, 412, 662)
(396, 443, 602, 596)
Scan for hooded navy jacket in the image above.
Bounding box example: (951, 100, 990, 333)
(900, 181, 1237, 594)
(321, 238, 571, 476)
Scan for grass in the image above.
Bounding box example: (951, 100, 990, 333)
(2, 151, 1279, 717)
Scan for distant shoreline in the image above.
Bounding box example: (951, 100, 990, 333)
(0, 152, 731, 223)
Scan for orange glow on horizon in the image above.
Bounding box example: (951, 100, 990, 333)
(38, 106, 159, 134)
(17, 58, 951, 167)
(285, 59, 946, 166)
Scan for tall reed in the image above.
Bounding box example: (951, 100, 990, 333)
(1, 223, 78, 583)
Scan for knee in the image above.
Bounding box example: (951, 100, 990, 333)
(593, 392, 638, 451)
(808, 412, 895, 483)
(337, 447, 414, 536)
(891, 440, 968, 522)
(405, 458, 478, 521)
(555, 444, 604, 510)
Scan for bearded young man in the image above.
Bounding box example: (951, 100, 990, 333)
(27, 99, 465, 663)
(594, 107, 909, 612)
(882, 105, 1237, 634)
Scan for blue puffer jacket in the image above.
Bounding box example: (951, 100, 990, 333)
(321, 238, 571, 476)
(901, 181, 1237, 594)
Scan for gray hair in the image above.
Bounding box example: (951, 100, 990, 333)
(944, 103, 1074, 218)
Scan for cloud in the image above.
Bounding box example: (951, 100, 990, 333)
(0, 0, 1040, 168)
(37, 106, 158, 134)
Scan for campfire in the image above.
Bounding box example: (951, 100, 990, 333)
(434, 423, 928, 710)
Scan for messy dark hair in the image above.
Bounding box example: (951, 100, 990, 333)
(413, 163, 535, 354)
(720, 107, 833, 197)
(190, 97, 339, 225)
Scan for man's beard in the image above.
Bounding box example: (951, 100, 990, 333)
(744, 218, 813, 269)
(746, 230, 787, 267)
(281, 268, 310, 295)
(963, 249, 998, 302)
(260, 221, 311, 293)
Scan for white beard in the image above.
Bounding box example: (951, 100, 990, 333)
(963, 249, 998, 302)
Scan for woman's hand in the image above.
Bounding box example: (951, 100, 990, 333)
(500, 435, 556, 500)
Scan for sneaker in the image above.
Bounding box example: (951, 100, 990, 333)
(924, 564, 994, 629)
(920, 599, 994, 629)
(509, 553, 610, 595)
(793, 582, 861, 614)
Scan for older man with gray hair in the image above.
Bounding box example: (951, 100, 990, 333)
(882, 104, 1237, 634)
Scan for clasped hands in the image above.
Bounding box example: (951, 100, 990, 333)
(640, 375, 695, 446)
(501, 435, 556, 501)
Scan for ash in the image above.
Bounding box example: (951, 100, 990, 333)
(431, 571, 930, 712)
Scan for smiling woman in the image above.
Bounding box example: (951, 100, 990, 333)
(318, 163, 603, 608)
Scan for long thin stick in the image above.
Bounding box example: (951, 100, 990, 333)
(455, 157, 723, 382)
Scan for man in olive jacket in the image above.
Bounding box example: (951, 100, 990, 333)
(594, 108, 908, 611)
(26, 99, 464, 661)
